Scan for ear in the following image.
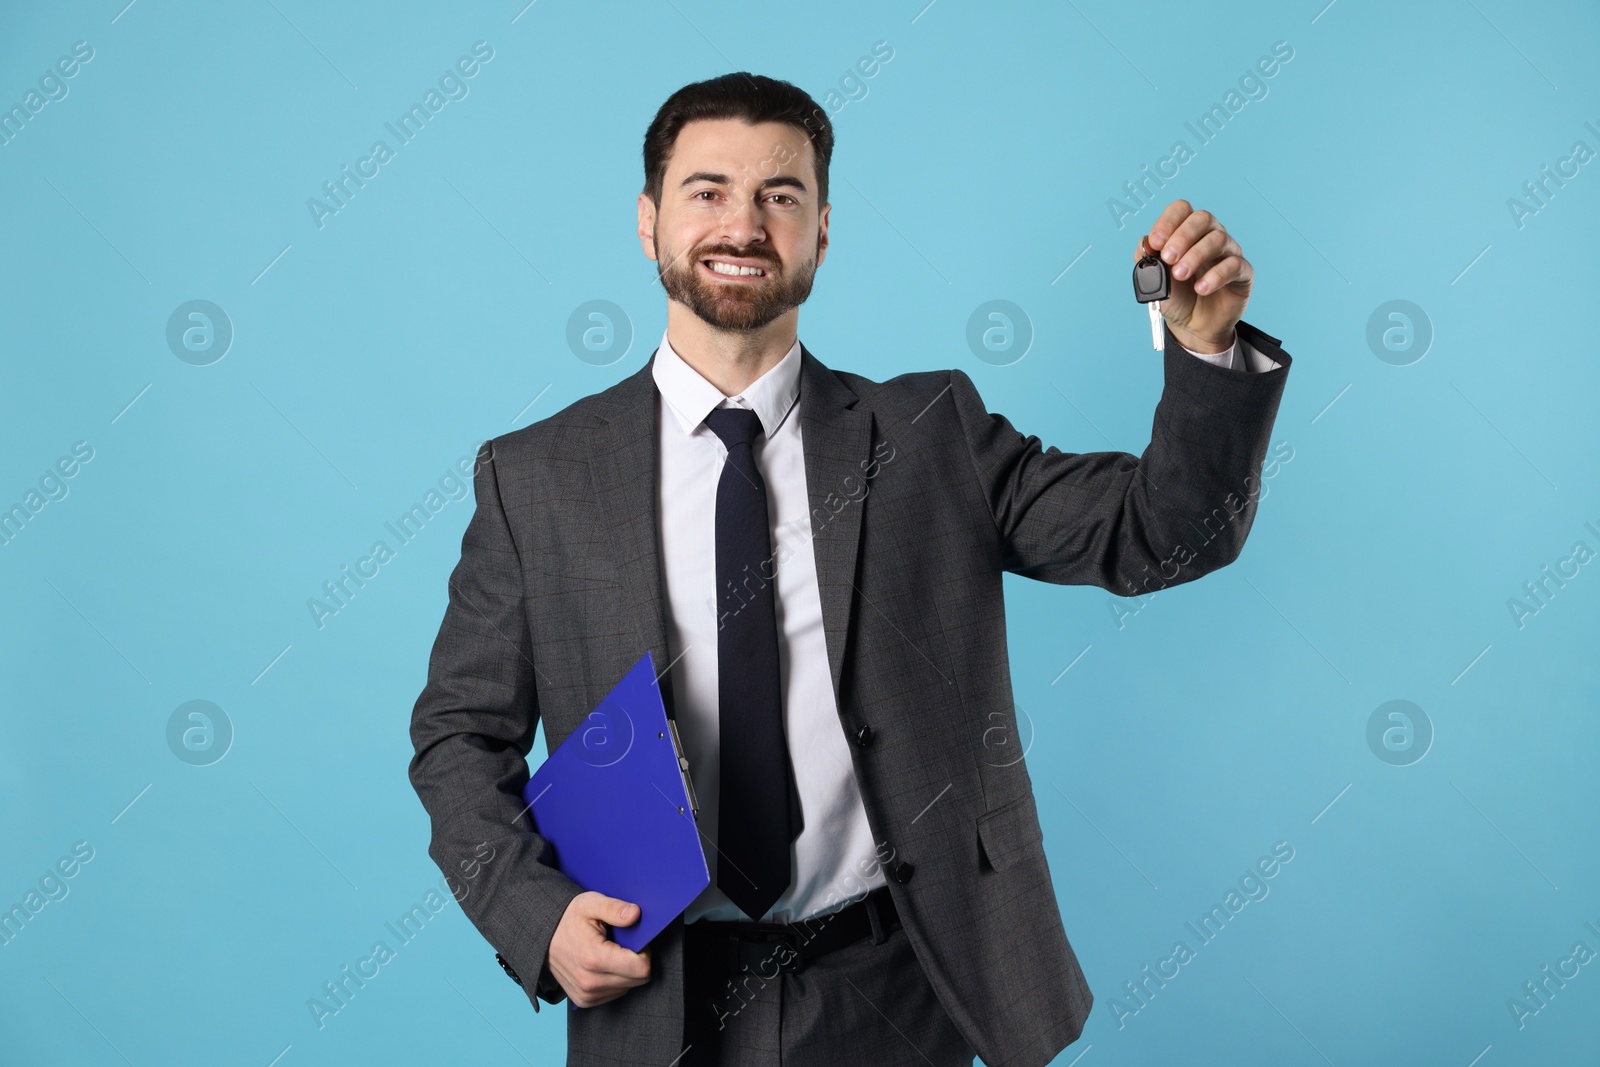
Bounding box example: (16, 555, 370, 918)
(815, 201, 831, 269)
(637, 193, 658, 262)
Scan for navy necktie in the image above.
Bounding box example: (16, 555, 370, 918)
(705, 405, 800, 921)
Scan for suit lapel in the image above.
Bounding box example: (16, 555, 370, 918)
(588, 353, 675, 697)
(797, 344, 873, 708)
(586, 343, 873, 712)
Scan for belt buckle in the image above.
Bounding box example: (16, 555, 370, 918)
(735, 931, 804, 977)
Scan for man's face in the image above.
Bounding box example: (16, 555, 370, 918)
(639, 118, 830, 332)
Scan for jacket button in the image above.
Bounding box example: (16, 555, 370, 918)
(495, 953, 523, 986)
(892, 861, 914, 884)
(855, 725, 874, 747)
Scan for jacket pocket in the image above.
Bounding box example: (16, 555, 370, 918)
(535, 554, 619, 586)
(976, 791, 1044, 873)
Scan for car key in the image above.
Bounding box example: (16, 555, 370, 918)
(1132, 252, 1169, 350)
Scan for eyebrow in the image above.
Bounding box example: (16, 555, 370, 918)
(679, 171, 808, 195)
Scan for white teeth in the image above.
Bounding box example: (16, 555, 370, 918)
(707, 261, 764, 276)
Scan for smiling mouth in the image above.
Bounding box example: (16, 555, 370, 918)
(700, 258, 770, 279)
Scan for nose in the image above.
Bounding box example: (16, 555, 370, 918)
(717, 185, 767, 247)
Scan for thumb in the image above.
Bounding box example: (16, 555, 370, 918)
(595, 896, 641, 925)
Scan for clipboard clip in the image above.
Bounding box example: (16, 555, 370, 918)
(665, 715, 700, 820)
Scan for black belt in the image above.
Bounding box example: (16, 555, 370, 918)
(685, 886, 901, 977)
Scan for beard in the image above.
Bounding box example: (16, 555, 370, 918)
(655, 229, 819, 332)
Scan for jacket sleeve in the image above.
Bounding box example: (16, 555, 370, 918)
(949, 319, 1291, 594)
(408, 439, 585, 1013)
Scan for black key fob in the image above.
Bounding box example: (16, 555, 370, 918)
(1132, 255, 1170, 303)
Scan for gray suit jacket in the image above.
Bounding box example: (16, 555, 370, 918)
(409, 320, 1291, 1067)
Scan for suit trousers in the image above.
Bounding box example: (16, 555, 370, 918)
(680, 916, 976, 1067)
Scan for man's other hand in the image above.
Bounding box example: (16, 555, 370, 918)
(547, 891, 653, 1008)
(1136, 200, 1254, 354)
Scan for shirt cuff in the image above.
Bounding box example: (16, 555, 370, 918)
(1176, 333, 1282, 372)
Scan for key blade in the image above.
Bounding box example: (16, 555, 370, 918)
(1148, 302, 1162, 350)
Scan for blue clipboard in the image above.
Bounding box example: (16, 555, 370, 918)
(523, 650, 708, 953)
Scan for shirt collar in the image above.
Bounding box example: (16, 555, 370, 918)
(651, 327, 802, 439)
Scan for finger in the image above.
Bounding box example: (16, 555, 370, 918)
(1159, 209, 1216, 267)
(1172, 230, 1235, 282)
(585, 936, 653, 981)
(570, 962, 643, 1008)
(1147, 199, 1193, 250)
(573, 979, 633, 1010)
(1194, 254, 1252, 295)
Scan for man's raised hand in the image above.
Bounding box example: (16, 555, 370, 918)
(1136, 200, 1254, 354)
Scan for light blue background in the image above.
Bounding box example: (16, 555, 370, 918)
(3, 1, 1597, 1064)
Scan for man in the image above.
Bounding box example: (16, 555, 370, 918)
(409, 72, 1290, 1067)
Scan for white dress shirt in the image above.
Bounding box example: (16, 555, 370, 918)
(1192, 332, 1281, 372)
(652, 326, 1275, 924)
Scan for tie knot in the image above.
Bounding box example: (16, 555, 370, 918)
(705, 406, 764, 450)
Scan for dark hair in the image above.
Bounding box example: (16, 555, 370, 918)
(642, 72, 833, 210)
